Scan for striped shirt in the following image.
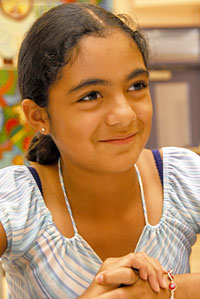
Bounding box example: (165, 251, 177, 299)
(0, 147, 200, 298)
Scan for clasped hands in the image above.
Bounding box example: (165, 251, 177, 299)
(80, 252, 168, 299)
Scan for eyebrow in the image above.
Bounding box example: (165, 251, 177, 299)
(127, 69, 149, 81)
(68, 79, 109, 94)
(68, 68, 149, 94)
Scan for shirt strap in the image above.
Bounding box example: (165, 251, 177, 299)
(27, 166, 43, 195)
(152, 149, 163, 187)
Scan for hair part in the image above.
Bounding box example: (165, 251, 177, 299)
(18, 3, 149, 165)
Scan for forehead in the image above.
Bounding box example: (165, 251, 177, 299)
(59, 30, 146, 85)
(76, 30, 143, 65)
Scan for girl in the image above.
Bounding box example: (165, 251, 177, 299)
(0, 3, 200, 298)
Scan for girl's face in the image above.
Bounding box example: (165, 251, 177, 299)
(47, 30, 152, 174)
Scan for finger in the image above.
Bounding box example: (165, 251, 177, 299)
(125, 253, 149, 280)
(96, 267, 139, 286)
(147, 258, 167, 289)
(101, 253, 147, 272)
(130, 253, 160, 292)
(139, 253, 167, 289)
(150, 257, 167, 273)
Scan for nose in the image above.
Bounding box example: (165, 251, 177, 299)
(105, 94, 137, 127)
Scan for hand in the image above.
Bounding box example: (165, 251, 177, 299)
(92, 274, 169, 299)
(79, 252, 167, 299)
(96, 252, 167, 292)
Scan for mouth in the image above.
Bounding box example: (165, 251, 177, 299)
(100, 133, 137, 145)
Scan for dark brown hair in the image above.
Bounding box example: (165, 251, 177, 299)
(18, 2, 149, 164)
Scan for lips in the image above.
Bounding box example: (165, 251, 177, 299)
(100, 133, 137, 145)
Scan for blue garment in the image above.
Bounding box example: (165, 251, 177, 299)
(0, 147, 200, 298)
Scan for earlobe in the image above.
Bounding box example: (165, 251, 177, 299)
(22, 99, 50, 134)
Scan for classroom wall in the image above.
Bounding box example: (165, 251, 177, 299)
(114, 0, 200, 27)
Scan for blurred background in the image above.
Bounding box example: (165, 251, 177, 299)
(0, 0, 200, 297)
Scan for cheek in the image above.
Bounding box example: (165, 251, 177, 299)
(51, 112, 96, 144)
(137, 100, 153, 124)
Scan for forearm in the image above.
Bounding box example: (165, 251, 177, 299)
(173, 273, 200, 299)
(157, 273, 200, 299)
(115, 272, 200, 299)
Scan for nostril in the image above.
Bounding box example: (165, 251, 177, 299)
(105, 104, 137, 127)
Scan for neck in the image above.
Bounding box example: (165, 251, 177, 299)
(60, 159, 140, 219)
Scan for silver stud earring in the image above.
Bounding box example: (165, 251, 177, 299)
(41, 128, 45, 132)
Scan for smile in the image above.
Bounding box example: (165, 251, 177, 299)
(100, 133, 137, 145)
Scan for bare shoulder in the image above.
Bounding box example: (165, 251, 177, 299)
(137, 148, 163, 181)
(139, 148, 163, 161)
(0, 222, 7, 256)
(30, 161, 58, 176)
(30, 162, 59, 189)
(30, 162, 61, 202)
(137, 148, 162, 167)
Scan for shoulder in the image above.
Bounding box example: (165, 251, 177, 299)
(0, 164, 41, 224)
(0, 164, 32, 189)
(162, 146, 200, 178)
(0, 165, 37, 203)
(162, 146, 199, 161)
(0, 165, 49, 258)
(162, 147, 200, 198)
(0, 164, 32, 179)
(161, 147, 200, 232)
(163, 147, 200, 216)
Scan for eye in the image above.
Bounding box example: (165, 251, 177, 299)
(78, 91, 101, 102)
(128, 81, 147, 92)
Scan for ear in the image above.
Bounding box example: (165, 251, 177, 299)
(22, 99, 50, 134)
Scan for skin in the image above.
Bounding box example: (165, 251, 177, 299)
(3, 29, 197, 298)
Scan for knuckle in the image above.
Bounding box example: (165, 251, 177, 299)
(136, 251, 146, 259)
(154, 259, 162, 268)
(126, 252, 135, 263)
(103, 257, 114, 266)
(127, 252, 135, 259)
(151, 257, 159, 264)
(140, 252, 148, 258)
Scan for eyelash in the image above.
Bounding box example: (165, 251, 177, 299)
(128, 81, 148, 91)
(78, 91, 101, 102)
(77, 81, 148, 102)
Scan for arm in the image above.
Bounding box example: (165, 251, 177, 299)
(90, 273, 200, 299)
(172, 273, 200, 299)
(0, 222, 7, 256)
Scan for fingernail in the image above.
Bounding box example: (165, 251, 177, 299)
(96, 274, 104, 284)
(162, 278, 167, 288)
(162, 266, 167, 273)
(142, 273, 147, 280)
(154, 284, 160, 293)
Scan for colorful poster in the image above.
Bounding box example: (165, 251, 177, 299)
(0, 69, 33, 168)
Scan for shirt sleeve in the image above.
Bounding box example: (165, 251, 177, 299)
(0, 165, 47, 260)
(163, 147, 200, 233)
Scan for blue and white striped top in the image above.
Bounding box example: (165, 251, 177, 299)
(0, 147, 200, 298)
